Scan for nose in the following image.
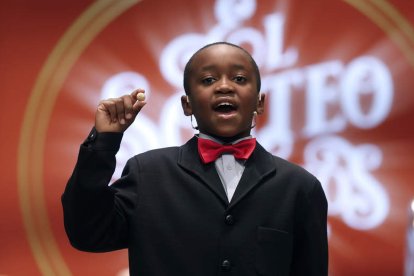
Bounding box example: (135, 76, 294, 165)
(215, 77, 234, 94)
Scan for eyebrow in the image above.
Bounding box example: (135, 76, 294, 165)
(200, 64, 247, 72)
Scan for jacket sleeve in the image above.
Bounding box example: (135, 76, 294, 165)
(61, 128, 131, 252)
(291, 178, 329, 275)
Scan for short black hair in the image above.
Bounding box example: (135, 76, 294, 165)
(183, 42, 261, 94)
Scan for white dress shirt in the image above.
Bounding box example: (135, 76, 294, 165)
(198, 133, 252, 202)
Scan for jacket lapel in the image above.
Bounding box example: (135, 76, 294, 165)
(177, 137, 229, 205)
(177, 137, 277, 208)
(229, 143, 276, 208)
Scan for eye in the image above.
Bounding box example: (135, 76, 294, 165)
(234, 75, 247, 83)
(201, 76, 215, 85)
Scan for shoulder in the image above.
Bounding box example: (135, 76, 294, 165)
(133, 137, 197, 161)
(273, 155, 316, 180)
(272, 155, 326, 205)
(266, 155, 327, 210)
(132, 146, 180, 164)
(255, 142, 316, 178)
(256, 142, 321, 190)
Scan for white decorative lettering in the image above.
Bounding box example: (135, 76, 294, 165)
(100, 0, 393, 231)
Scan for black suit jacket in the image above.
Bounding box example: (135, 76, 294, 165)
(62, 130, 328, 276)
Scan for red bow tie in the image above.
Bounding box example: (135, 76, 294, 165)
(198, 137, 256, 164)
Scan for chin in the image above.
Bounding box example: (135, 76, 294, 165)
(208, 128, 251, 141)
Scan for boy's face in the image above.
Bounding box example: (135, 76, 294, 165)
(182, 44, 264, 139)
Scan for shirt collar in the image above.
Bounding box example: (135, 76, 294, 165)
(198, 133, 253, 145)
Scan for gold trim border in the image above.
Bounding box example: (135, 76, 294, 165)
(17, 1, 139, 275)
(345, 0, 414, 68)
(16, 0, 414, 275)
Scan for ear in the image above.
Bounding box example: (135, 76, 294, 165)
(256, 93, 265, 115)
(181, 95, 193, 116)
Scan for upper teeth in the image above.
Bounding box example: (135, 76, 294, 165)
(217, 102, 232, 107)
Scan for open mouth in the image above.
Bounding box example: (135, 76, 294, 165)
(213, 102, 237, 114)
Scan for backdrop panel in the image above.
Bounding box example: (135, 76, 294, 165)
(1, 0, 413, 275)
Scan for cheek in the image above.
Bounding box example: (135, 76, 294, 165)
(192, 102, 211, 120)
(243, 98, 260, 112)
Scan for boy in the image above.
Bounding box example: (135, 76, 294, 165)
(62, 42, 328, 275)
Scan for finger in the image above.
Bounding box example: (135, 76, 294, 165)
(131, 88, 146, 112)
(114, 97, 127, 125)
(131, 89, 145, 103)
(131, 88, 144, 98)
(99, 98, 118, 123)
(132, 100, 146, 114)
(122, 95, 134, 120)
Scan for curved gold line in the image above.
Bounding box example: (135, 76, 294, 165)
(344, 0, 414, 68)
(371, 0, 414, 44)
(18, 0, 413, 274)
(18, 0, 139, 275)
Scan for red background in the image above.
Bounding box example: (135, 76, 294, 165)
(1, 0, 414, 275)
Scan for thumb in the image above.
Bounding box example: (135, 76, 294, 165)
(131, 89, 147, 115)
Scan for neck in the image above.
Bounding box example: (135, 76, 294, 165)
(199, 132, 252, 144)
